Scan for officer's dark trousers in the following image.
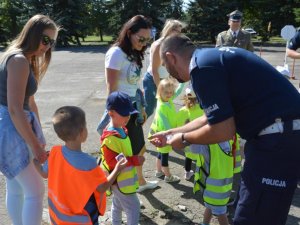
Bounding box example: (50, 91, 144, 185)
(233, 123, 300, 225)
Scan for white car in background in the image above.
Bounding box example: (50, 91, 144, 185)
(244, 28, 257, 36)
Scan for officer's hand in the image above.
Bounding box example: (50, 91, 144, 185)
(166, 133, 186, 150)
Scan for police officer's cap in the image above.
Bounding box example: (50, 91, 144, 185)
(227, 10, 243, 21)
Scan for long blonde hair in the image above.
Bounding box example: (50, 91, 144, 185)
(0, 14, 59, 83)
(160, 19, 187, 38)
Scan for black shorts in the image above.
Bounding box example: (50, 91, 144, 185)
(126, 113, 145, 155)
(157, 152, 169, 167)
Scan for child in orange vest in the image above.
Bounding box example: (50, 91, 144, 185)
(34, 106, 127, 225)
(100, 91, 145, 225)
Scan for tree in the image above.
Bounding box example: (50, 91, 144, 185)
(239, 0, 299, 42)
(186, 0, 241, 43)
(0, 0, 27, 45)
(87, 0, 108, 42)
(104, 0, 185, 40)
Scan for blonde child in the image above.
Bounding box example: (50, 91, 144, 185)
(100, 91, 145, 225)
(176, 88, 235, 225)
(34, 106, 127, 224)
(149, 78, 184, 182)
(177, 87, 204, 180)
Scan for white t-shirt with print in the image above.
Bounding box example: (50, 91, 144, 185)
(105, 46, 141, 97)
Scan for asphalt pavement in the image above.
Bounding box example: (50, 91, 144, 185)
(0, 45, 300, 225)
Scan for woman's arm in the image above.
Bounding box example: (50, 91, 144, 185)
(106, 68, 120, 94)
(151, 42, 162, 87)
(29, 96, 41, 123)
(7, 55, 47, 163)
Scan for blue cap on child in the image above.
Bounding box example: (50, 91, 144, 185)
(106, 91, 139, 116)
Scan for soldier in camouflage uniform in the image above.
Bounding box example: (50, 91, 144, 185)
(216, 10, 254, 52)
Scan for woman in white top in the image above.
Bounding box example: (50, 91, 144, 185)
(100, 15, 158, 192)
(143, 19, 187, 117)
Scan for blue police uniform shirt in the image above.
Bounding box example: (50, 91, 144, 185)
(288, 31, 300, 50)
(190, 47, 300, 140)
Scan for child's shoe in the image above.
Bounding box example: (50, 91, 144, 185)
(155, 171, 164, 178)
(184, 170, 194, 180)
(164, 175, 180, 183)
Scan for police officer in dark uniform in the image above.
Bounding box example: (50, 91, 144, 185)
(216, 10, 254, 52)
(151, 34, 300, 225)
(286, 29, 300, 59)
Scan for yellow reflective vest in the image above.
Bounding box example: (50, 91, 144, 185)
(232, 134, 242, 173)
(192, 141, 234, 206)
(149, 98, 177, 153)
(100, 130, 138, 195)
(177, 104, 204, 160)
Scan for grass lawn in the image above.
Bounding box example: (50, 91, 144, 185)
(80, 35, 113, 45)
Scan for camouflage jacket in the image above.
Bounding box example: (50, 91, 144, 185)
(216, 29, 254, 52)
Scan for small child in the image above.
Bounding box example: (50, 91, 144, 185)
(191, 141, 234, 225)
(100, 91, 145, 225)
(34, 106, 127, 225)
(149, 78, 184, 182)
(177, 87, 204, 180)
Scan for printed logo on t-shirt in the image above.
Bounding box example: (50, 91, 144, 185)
(126, 63, 141, 85)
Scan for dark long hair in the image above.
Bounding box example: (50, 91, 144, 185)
(114, 15, 152, 68)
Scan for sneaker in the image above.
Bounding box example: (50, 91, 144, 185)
(184, 170, 194, 180)
(136, 180, 159, 193)
(155, 171, 164, 178)
(164, 175, 180, 183)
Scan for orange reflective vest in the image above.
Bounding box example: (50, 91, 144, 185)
(48, 146, 107, 225)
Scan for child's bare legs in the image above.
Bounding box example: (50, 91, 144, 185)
(156, 157, 162, 173)
(203, 207, 212, 224)
(162, 166, 171, 177)
(161, 153, 180, 182)
(136, 146, 158, 192)
(137, 146, 147, 185)
(203, 203, 229, 225)
(217, 214, 229, 225)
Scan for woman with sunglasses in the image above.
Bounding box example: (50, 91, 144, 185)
(97, 15, 158, 193)
(0, 14, 59, 225)
(143, 19, 187, 118)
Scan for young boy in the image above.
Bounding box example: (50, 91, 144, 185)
(34, 106, 127, 225)
(100, 91, 145, 225)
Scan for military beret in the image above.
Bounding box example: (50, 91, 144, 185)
(227, 10, 243, 21)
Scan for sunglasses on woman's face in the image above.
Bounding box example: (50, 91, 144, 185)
(41, 35, 56, 47)
(135, 34, 150, 44)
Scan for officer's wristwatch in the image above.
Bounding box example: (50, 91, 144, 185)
(181, 133, 191, 146)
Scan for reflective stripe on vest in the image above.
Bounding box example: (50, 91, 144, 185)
(101, 135, 138, 194)
(193, 141, 233, 206)
(49, 197, 90, 224)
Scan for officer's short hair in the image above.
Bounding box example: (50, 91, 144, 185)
(160, 34, 195, 61)
(52, 106, 86, 141)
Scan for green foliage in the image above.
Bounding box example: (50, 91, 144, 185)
(186, 0, 242, 43)
(0, 0, 300, 46)
(0, 0, 28, 45)
(104, 0, 185, 40)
